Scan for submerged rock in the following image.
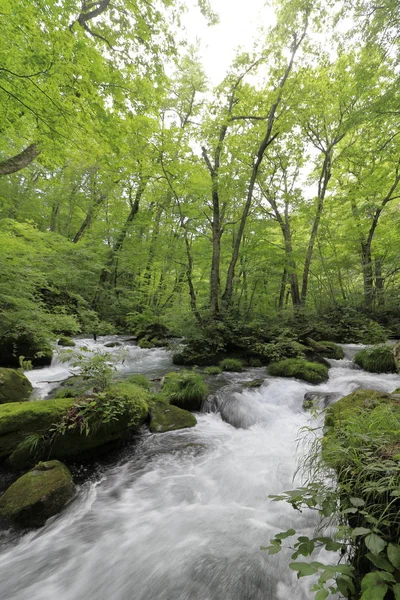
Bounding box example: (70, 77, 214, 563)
(149, 401, 197, 433)
(0, 368, 32, 403)
(57, 336, 76, 347)
(0, 460, 74, 527)
(243, 379, 265, 388)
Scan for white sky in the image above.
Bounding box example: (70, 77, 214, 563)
(182, 0, 276, 85)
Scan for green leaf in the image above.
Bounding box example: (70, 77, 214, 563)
(315, 590, 329, 600)
(365, 533, 387, 555)
(360, 584, 388, 600)
(350, 497, 365, 507)
(351, 527, 371, 537)
(289, 562, 318, 577)
(393, 583, 400, 600)
(366, 552, 394, 572)
(387, 543, 400, 570)
(275, 528, 296, 540)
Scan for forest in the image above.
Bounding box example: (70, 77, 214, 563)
(1, 1, 400, 599)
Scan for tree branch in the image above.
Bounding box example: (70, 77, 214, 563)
(0, 143, 41, 176)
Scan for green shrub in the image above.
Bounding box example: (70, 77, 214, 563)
(125, 374, 151, 390)
(203, 366, 222, 375)
(253, 340, 306, 364)
(161, 371, 208, 411)
(318, 340, 344, 359)
(268, 359, 329, 384)
(219, 358, 244, 372)
(354, 345, 396, 373)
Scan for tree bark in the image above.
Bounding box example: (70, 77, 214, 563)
(0, 143, 40, 176)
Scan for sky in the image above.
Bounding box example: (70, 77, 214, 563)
(181, 0, 276, 85)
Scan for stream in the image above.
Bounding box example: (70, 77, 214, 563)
(0, 337, 399, 600)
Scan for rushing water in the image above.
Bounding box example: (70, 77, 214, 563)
(0, 339, 399, 600)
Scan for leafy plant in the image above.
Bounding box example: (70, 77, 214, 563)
(354, 345, 396, 373)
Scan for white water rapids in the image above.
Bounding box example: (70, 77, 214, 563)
(0, 338, 399, 600)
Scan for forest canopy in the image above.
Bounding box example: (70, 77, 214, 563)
(1, 0, 400, 358)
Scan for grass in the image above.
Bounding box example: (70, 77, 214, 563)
(219, 358, 244, 372)
(125, 374, 151, 390)
(161, 371, 208, 411)
(203, 366, 222, 375)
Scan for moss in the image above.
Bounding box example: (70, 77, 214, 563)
(138, 337, 154, 349)
(161, 371, 208, 411)
(172, 343, 223, 367)
(354, 345, 396, 373)
(219, 358, 244, 372)
(104, 341, 121, 348)
(149, 400, 197, 433)
(0, 460, 74, 527)
(250, 340, 306, 365)
(268, 358, 329, 384)
(125, 374, 151, 390)
(203, 366, 222, 375)
(0, 368, 33, 403)
(57, 336, 75, 347)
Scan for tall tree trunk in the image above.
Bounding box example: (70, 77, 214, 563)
(72, 193, 106, 243)
(222, 25, 308, 310)
(375, 257, 385, 307)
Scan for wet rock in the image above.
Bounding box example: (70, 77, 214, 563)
(243, 379, 265, 388)
(303, 391, 340, 410)
(104, 342, 121, 348)
(0, 460, 74, 527)
(149, 401, 197, 433)
(0, 368, 32, 403)
(57, 336, 75, 347)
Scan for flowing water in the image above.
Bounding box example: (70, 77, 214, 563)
(0, 338, 399, 600)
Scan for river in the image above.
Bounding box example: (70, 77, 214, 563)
(0, 337, 399, 600)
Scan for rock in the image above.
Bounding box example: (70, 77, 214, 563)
(57, 336, 75, 347)
(243, 379, 265, 388)
(305, 338, 344, 360)
(0, 460, 74, 527)
(0, 368, 32, 403)
(303, 391, 341, 410)
(268, 358, 329, 384)
(104, 342, 121, 348)
(149, 401, 197, 433)
(172, 343, 223, 367)
(394, 343, 400, 372)
(324, 389, 393, 429)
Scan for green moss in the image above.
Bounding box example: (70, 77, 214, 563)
(138, 337, 154, 349)
(324, 389, 394, 431)
(219, 358, 244, 372)
(57, 336, 75, 347)
(268, 358, 329, 384)
(203, 366, 222, 375)
(0, 368, 32, 403)
(125, 374, 151, 390)
(172, 343, 223, 367)
(354, 345, 396, 373)
(161, 371, 208, 411)
(149, 401, 197, 433)
(0, 460, 74, 527)
(252, 340, 306, 365)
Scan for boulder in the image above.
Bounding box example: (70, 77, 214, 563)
(0, 368, 32, 403)
(149, 401, 197, 433)
(243, 379, 265, 388)
(161, 371, 208, 411)
(104, 342, 121, 348)
(354, 345, 396, 373)
(0, 333, 52, 368)
(0, 460, 74, 527)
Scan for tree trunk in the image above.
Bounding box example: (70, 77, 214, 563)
(72, 193, 106, 243)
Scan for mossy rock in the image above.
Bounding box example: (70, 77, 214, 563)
(124, 374, 151, 390)
(0, 368, 32, 403)
(138, 337, 155, 349)
(0, 333, 52, 368)
(268, 359, 329, 384)
(104, 341, 121, 348)
(161, 371, 208, 411)
(219, 358, 244, 372)
(57, 336, 76, 347)
(354, 345, 396, 373)
(0, 460, 74, 527)
(0, 383, 150, 469)
(243, 379, 265, 388)
(306, 338, 344, 360)
(149, 400, 197, 433)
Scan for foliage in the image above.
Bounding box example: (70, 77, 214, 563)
(268, 359, 329, 384)
(125, 374, 151, 391)
(60, 349, 117, 392)
(219, 358, 244, 372)
(267, 390, 400, 599)
(354, 345, 397, 374)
